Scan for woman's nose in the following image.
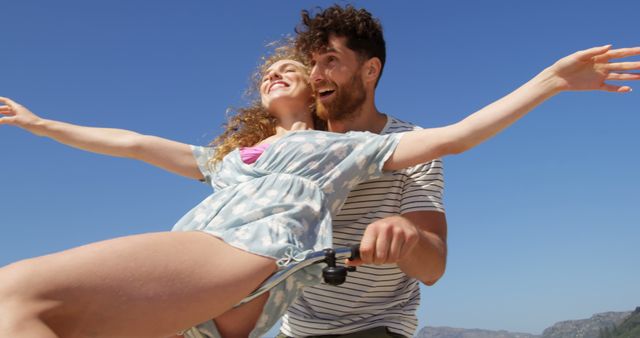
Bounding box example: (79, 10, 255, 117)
(267, 71, 283, 82)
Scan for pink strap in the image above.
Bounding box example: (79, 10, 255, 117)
(239, 143, 270, 164)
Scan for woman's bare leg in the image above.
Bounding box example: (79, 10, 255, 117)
(214, 291, 270, 337)
(0, 231, 276, 338)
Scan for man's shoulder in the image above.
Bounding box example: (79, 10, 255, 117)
(382, 115, 423, 134)
(381, 115, 444, 176)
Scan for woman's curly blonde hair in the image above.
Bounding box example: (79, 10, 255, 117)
(208, 39, 325, 166)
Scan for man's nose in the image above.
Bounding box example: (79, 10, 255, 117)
(310, 64, 324, 84)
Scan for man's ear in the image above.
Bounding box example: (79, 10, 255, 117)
(363, 57, 382, 86)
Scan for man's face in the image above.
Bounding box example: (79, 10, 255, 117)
(309, 35, 367, 121)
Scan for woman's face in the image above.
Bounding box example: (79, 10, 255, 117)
(260, 59, 313, 115)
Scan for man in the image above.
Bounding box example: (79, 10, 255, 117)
(278, 5, 448, 337)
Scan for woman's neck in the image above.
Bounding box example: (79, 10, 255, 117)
(273, 112, 314, 136)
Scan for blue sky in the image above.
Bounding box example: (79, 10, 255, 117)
(1, 1, 638, 335)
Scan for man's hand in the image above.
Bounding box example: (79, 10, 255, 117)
(348, 215, 420, 266)
(348, 212, 447, 285)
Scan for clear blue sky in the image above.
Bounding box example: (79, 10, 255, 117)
(1, 1, 638, 335)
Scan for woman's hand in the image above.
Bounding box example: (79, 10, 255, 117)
(1, 96, 202, 179)
(548, 45, 640, 93)
(386, 45, 640, 171)
(0, 97, 42, 129)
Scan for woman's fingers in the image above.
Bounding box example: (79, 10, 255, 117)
(600, 83, 632, 93)
(0, 98, 20, 125)
(595, 48, 640, 93)
(602, 61, 640, 71)
(607, 72, 640, 81)
(594, 47, 640, 62)
(0, 100, 17, 118)
(0, 97, 17, 106)
(575, 45, 612, 61)
(0, 108, 14, 115)
(0, 116, 16, 124)
(0, 97, 19, 115)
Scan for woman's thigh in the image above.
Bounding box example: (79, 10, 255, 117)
(215, 291, 270, 337)
(0, 231, 276, 338)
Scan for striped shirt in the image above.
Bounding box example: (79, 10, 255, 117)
(280, 116, 446, 337)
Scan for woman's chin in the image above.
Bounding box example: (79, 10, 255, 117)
(266, 96, 312, 114)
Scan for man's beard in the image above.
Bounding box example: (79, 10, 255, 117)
(315, 71, 366, 122)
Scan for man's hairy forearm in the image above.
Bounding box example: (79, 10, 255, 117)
(398, 230, 447, 285)
(397, 211, 447, 285)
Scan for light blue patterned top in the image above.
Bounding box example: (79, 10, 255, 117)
(172, 130, 402, 338)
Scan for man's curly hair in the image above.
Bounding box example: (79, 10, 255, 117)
(295, 4, 386, 85)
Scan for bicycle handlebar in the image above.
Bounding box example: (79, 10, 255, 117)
(238, 244, 361, 306)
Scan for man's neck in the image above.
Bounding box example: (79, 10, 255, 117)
(328, 102, 388, 134)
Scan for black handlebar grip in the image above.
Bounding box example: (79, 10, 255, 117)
(349, 244, 360, 260)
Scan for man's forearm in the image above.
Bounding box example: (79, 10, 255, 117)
(398, 228, 447, 285)
(397, 211, 447, 285)
(355, 211, 447, 284)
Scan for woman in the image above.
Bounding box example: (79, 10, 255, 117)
(0, 43, 639, 338)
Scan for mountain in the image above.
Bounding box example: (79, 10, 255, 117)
(541, 311, 631, 338)
(416, 326, 538, 338)
(416, 309, 636, 338)
(599, 307, 640, 338)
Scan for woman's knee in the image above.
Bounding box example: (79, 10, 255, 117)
(0, 259, 41, 303)
(0, 257, 82, 337)
(0, 256, 73, 313)
(0, 260, 54, 334)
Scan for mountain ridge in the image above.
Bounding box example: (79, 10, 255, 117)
(416, 308, 637, 338)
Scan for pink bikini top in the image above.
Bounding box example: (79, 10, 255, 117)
(239, 143, 270, 164)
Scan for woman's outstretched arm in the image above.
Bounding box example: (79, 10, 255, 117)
(0, 97, 203, 180)
(384, 45, 640, 171)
